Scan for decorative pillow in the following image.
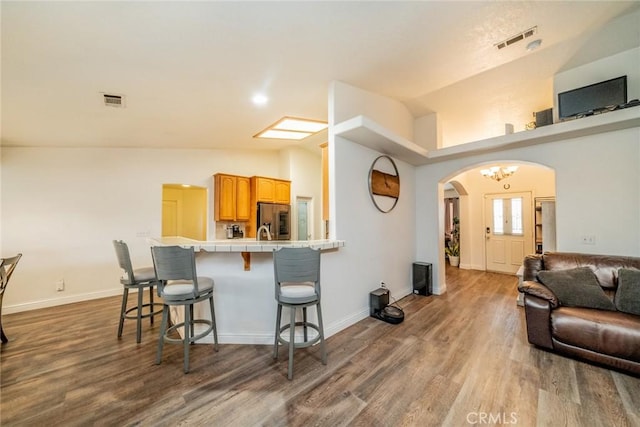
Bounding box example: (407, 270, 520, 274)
(614, 268, 640, 316)
(537, 267, 616, 311)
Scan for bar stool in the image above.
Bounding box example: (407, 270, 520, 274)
(113, 240, 163, 343)
(1, 253, 22, 343)
(273, 247, 327, 380)
(151, 245, 218, 374)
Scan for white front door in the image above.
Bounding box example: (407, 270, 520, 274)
(484, 192, 533, 274)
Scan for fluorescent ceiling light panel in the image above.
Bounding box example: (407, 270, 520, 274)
(257, 129, 312, 140)
(275, 117, 327, 133)
(255, 116, 327, 140)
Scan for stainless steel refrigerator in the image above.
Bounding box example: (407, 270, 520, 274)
(257, 203, 291, 240)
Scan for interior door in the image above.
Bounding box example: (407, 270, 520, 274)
(484, 192, 533, 274)
(297, 199, 309, 241)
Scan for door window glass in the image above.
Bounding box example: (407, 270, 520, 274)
(511, 197, 523, 235)
(493, 197, 523, 236)
(493, 199, 504, 234)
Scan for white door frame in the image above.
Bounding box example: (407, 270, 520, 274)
(484, 191, 533, 274)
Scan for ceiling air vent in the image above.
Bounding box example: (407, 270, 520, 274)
(102, 93, 125, 108)
(495, 26, 537, 50)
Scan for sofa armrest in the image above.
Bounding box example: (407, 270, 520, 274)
(523, 254, 543, 281)
(518, 280, 559, 308)
(522, 294, 554, 349)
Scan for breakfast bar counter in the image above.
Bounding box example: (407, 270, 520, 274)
(147, 236, 345, 345)
(149, 236, 345, 252)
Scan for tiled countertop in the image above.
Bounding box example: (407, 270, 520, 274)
(148, 236, 345, 253)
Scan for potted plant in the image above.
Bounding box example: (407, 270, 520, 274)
(446, 217, 460, 267)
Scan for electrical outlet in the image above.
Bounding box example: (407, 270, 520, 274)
(581, 235, 596, 245)
(380, 281, 386, 288)
(55, 279, 65, 292)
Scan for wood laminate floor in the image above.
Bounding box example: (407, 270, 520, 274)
(1, 267, 639, 426)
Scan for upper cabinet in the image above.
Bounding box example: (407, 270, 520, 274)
(214, 173, 251, 221)
(251, 176, 290, 204)
(274, 180, 290, 204)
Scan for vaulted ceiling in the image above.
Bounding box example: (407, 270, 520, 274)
(2, 1, 638, 151)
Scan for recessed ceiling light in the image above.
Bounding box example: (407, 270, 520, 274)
(252, 94, 268, 106)
(254, 116, 328, 140)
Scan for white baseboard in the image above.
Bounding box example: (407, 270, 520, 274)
(3, 288, 124, 314)
(460, 263, 484, 271)
(187, 306, 372, 345)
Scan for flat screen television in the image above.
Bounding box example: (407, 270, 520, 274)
(558, 75, 627, 120)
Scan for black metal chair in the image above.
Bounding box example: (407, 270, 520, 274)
(151, 245, 218, 373)
(1, 253, 23, 344)
(113, 240, 163, 343)
(273, 247, 327, 380)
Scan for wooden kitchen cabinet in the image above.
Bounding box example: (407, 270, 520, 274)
(253, 177, 275, 202)
(251, 176, 290, 204)
(235, 176, 251, 220)
(214, 173, 250, 221)
(274, 180, 290, 204)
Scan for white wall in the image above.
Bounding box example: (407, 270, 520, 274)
(322, 81, 417, 329)
(416, 127, 640, 294)
(0, 146, 292, 312)
(330, 81, 414, 140)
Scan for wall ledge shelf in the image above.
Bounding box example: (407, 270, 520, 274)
(333, 106, 640, 166)
(333, 115, 429, 165)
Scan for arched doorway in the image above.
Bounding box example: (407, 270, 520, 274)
(441, 162, 556, 281)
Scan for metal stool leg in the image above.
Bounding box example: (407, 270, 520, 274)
(136, 288, 144, 343)
(149, 286, 155, 325)
(209, 296, 219, 351)
(184, 304, 191, 373)
(303, 307, 308, 342)
(118, 288, 129, 339)
(273, 304, 282, 359)
(288, 306, 296, 380)
(156, 305, 169, 365)
(317, 302, 327, 365)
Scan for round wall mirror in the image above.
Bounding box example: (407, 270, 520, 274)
(368, 155, 400, 213)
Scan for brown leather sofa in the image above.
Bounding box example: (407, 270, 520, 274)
(518, 252, 640, 376)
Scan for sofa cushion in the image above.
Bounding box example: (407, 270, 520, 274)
(542, 252, 640, 290)
(551, 307, 640, 362)
(537, 267, 616, 311)
(615, 268, 640, 316)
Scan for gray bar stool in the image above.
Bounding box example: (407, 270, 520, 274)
(113, 240, 163, 343)
(273, 247, 327, 380)
(1, 253, 22, 343)
(151, 245, 218, 373)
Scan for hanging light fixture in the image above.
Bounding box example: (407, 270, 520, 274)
(480, 166, 518, 182)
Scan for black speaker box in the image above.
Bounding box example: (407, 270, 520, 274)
(412, 262, 432, 296)
(535, 108, 553, 127)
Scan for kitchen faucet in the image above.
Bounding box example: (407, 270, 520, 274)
(256, 224, 272, 241)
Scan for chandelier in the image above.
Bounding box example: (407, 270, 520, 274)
(480, 166, 518, 182)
